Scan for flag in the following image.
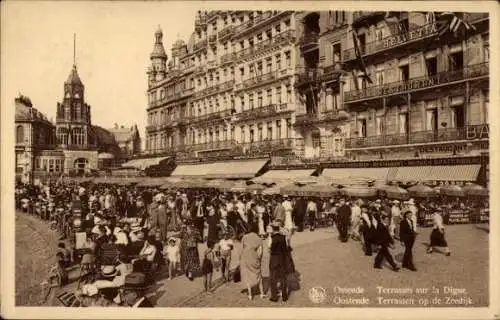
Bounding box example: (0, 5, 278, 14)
(438, 12, 476, 35)
(352, 31, 373, 84)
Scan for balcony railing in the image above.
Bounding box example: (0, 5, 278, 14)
(234, 11, 274, 36)
(233, 30, 295, 62)
(220, 52, 235, 65)
(299, 32, 319, 51)
(193, 39, 207, 52)
(295, 109, 349, 126)
(344, 23, 439, 61)
(345, 124, 489, 149)
(237, 104, 278, 122)
(242, 138, 294, 155)
(218, 80, 235, 92)
(322, 63, 344, 82)
(344, 62, 489, 103)
(242, 71, 277, 89)
(296, 67, 321, 87)
(182, 86, 195, 97)
(185, 139, 237, 152)
(189, 109, 233, 123)
(352, 11, 386, 23)
(218, 25, 235, 39)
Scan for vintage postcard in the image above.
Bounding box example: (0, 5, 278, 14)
(1, 1, 498, 319)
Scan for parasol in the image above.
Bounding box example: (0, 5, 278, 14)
(439, 184, 465, 197)
(462, 183, 488, 197)
(407, 184, 437, 198)
(341, 186, 377, 198)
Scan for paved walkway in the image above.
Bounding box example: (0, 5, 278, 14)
(151, 228, 336, 307)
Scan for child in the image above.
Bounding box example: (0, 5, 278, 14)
(201, 241, 218, 293)
(217, 232, 234, 281)
(164, 237, 180, 280)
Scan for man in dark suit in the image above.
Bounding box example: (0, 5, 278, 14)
(374, 215, 400, 271)
(121, 273, 154, 307)
(268, 221, 290, 302)
(337, 199, 351, 242)
(293, 197, 307, 232)
(399, 210, 417, 271)
(190, 196, 205, 241)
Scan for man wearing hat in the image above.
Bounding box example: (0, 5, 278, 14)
(156, 195, 168, 243)
(190, 195, 205, 241)
(268, 221, 290, 302)
(120, 272, 153, 307)
(336, 198, 352, 243)
(399, 210, 418, 271)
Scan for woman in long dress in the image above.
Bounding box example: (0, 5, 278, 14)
(205, 204, 219, 244)
(183, 223, 201, 280)
(427, 207, 451, 256)
(239, 224, 266, 300)
(282, 196, 294, 233)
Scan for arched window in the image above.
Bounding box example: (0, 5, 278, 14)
(16, 125, 24, 143)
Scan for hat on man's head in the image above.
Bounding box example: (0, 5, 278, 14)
(123, 272, 147, 290)
(393, 200, 400, 204)
(407, 198, 415, 205)
(101, 265, 118, 278)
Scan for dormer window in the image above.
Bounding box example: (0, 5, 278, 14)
(74, 93, 80, 98)
(65, 92, 70, 98)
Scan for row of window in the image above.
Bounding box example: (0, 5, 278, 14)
(34, 158, 64, 173)
(56, 128, 85, 145)
(354, 97, 488, 138)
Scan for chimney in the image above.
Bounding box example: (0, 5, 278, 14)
(114, 123, 118, 129)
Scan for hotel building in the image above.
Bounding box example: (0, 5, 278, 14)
(142, 11, 489, 185)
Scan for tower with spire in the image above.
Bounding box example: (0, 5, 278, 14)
(147, 25, 168, 86)
(55, 33, 94, 150)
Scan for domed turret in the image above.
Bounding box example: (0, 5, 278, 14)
(150, 25, 168, 60)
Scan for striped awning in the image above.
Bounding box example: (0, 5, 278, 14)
(392, 166, 432, 182)
(321, 167, 391, 182)
(252, 169, 316, 184)
(121, 157, 170, 170)
(427, 165, 481, 182)
(171, 159, 268, 179)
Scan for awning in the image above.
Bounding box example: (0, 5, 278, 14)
(121, 157, 170, 170)
(427, 165, 481, 182)
(321, 167, 391, 182)
(392, 166, 432, 182)
(252, 169, 316, 184)
(392, 165, 481, 182)
(172, 159, 268, 179)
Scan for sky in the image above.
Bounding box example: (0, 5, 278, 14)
(2, 1, 198, 146)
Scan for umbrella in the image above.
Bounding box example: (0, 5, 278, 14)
(230, 181, 265, 193)
(298, 183, 339, 197)
(440, 184, 465, 197)
(262, 185, 281, 195)
(342, 186, 377, 198)
(407, 184, 436, 198)
(205, 179, 234, 191)
(383, 185, 409, 200)
(462, 183, 488, 197)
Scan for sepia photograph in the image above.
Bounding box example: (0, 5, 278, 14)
(1, 1, 498, 319)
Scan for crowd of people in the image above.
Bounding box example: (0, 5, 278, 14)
(15, 179, 485, 306)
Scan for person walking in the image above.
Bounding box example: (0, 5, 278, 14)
(157, 196, 168, 243)
(240, 224, 265, 300)
(427, 207, 451, 256)
(306, 198, 318, 231)
(337, 199, 351, 242)
(360, 206, 375, 256)
(399, 210, 417, 271)
(268, 221, 292, 302)
(390, 200, 401, 239)
(374, 215, 400, 272)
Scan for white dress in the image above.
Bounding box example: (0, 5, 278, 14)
(282, 200, 294, 231)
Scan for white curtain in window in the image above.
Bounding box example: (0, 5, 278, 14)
(399, 113, 407, 134)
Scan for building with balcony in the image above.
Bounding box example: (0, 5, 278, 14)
(144, 11, 299, 172)
(142, 11, 489, 186)
(341, 11, 489, 164)
(294, 11, 350, 161)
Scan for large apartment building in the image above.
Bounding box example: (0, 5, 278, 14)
(143, 10, 489, 184)
(145, 11, 298, 162)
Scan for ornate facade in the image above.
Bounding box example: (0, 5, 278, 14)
(143, 11, 489, 184)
